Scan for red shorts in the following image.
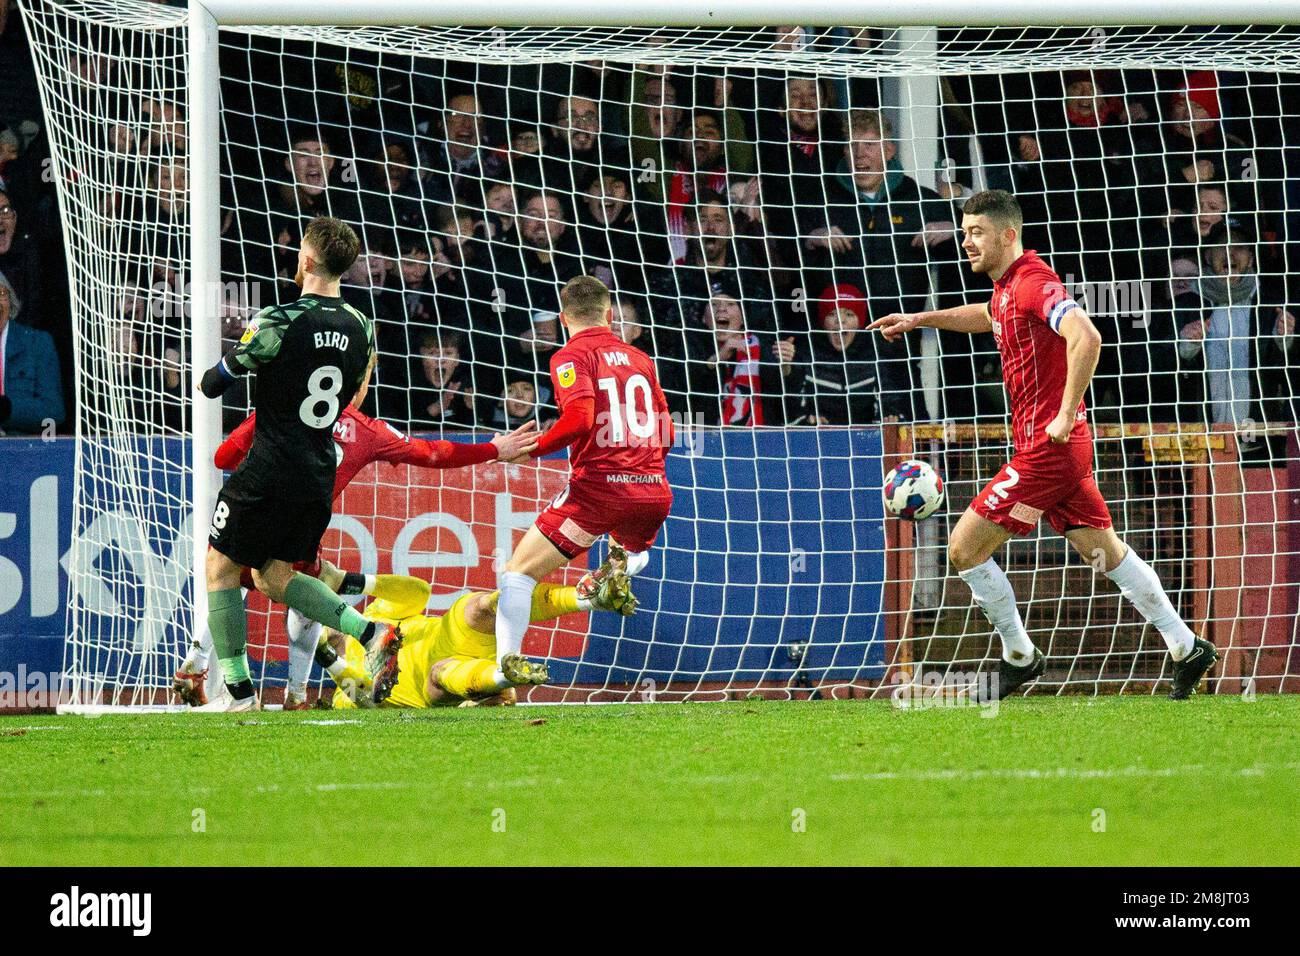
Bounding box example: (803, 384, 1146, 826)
(237, 555, 322, 591)
(535, 474, 673, 559)
(971, 439, 1112, 537)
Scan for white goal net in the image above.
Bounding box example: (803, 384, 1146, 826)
(21, 0, 1300, 708)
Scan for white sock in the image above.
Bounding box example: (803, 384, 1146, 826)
(624, 549, 649, 577)
(361, 574, 377, 596)
(1105, 549, 1196, 660)
(576, 594, 594, 611)
(494, 570, 538, 664)
(957, 558, 1037, 665)
(285, 608, 321, 696)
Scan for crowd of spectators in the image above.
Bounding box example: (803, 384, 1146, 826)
(0, 1, 65, 435)
(2, 8, 1299, 450)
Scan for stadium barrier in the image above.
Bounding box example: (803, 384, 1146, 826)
(6, 422, 1297, 711)
(2, 429, 891, 709)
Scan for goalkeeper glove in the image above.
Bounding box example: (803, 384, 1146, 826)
(199, 358, 239, 398)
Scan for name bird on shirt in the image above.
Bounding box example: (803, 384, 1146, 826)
(314, 331, 350, 350)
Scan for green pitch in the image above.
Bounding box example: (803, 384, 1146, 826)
(1, 696, 1296, 866)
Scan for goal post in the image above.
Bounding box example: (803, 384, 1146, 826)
(16, 0, 1300, 711)
(187, 0, 1300, 27)
(189, 0, 223, 710)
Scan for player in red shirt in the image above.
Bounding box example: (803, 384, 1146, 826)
(870, 189, 1216, 700)
(176, 384, 538, 708)
(491, 276, 674, 687)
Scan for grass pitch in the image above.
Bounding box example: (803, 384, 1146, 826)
(1, 696, 1296, 867)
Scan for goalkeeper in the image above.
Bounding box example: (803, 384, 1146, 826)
(321, 558, 636, 709)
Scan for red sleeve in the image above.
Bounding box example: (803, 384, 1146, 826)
(214, 413, 255, 470)
(401, 437, 498, 469)
(363, 413, 497, 469)
(360, 414, 415, 464)
(531, 397, 596, 458)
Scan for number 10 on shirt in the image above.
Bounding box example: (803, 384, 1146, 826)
(597, 374, 657, 445)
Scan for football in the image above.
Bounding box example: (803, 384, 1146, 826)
(882, 459, 945, 521)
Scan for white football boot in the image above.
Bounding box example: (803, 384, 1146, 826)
(191, 686, 261, 712)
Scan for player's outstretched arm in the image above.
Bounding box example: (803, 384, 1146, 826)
(528, 397, 596, 460)
(868, 302, 993, 341)
(376, 418, 538, 470)
(1045, 307, 1102, 444)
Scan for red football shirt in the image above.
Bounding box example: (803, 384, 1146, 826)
(215, 406, 497, 499)
(989, 250, 1091, 454)
(548, 326, 671, 481)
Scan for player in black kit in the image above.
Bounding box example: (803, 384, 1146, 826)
(197, 217, 388, 710)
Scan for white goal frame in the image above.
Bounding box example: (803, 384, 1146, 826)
(178, 0, 1300, 701)
(47, 0, 1300, 711)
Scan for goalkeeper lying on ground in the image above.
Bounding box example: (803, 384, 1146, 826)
(319, 557, 637, 708)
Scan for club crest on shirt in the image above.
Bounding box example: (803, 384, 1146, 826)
(557, 362, 576, 388)
(999, 290, 1010, 311)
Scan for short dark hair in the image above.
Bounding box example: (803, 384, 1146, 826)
(359, 228, 394, 258)
(432, 204, 475, 235)
(1204, 224, 1256, 263)
(561, 275, 611, 325)
(286, 126, 331, 153)
(682, 189, 730, 227)
(397, 228, 431, 257)
(418, 328, 464, 353)
(377, 138, 413, 164)
(963, 189, 1023, 230)
(302, 216, 360, 278)
(522, 189, 569, 222)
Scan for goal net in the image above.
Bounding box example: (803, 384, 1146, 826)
(21, 0, 1300, 710)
